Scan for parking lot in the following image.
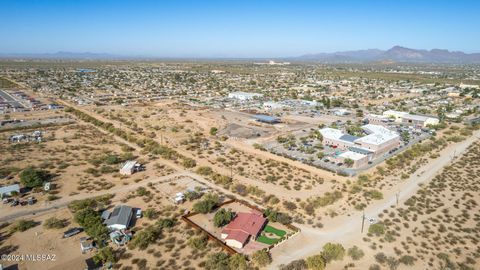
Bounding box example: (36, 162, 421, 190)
(262, 122, 432, 176)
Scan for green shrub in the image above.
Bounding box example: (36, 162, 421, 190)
(188, 233, 208, 250)
(368, 223, 385, 236)
(20, 167, 49, 188)
(192, 193, 219, 214)
(43, 217, 67, 229)
(306, 254, 326, 270)
(214, 209, 234, 227)
(129, 225, 162, 250)
(252, 249, 271, 267)
(347, 246, 365, 260)
(321, 242, 345, 262)
(10, 219, 37, 233)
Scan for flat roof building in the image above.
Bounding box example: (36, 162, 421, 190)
(320, 124, 400, 159)
(401, 114, 439, 127)
(383, 110, 439, 127)
(120, 160, 142, 175)
(228, 91, 263, 101)
(252, 114, 281, 124)
(383, 110, 408, 122)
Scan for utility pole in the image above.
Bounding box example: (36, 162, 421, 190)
(229, 163, 235, 181)
(361, 210, 366, 233)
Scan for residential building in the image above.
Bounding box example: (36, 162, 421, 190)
(221, 211, 267, 249)
(103, 205, 133, 231)
(0, 184, 20, 198)
(119, 160, 141, 175)
(80, 237, 95, 253)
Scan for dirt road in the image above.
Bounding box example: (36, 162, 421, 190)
(0, 169, 252, 223)
(269, 130, 480, 269)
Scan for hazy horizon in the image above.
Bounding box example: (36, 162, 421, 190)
(1, 0, 480, 58)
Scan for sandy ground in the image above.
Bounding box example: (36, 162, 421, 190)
(269, 129, 480, 269)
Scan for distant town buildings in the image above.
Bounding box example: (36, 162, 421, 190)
(263, 99, 318, 111)
(228, 91, 263, 101)
(253, 60, 290, 65)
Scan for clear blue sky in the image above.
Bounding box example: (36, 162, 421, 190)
(1, 0, 479, 57)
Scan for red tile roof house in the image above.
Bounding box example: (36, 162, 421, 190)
(220, 210, 267, 249)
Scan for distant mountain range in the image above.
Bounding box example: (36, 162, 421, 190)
(295, 46, 480, 63)
(1, 46, 479, 63)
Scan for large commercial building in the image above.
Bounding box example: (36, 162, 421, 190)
(356, 124, 401, 157)
(382, 110, 439, 127)
(319, 124, 400, 167)
(401, 114, 439, 127)
(383, 110, 408, 122)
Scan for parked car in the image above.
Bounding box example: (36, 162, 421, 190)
(27, 197, 36, 205)
(10, 200, 19, 207)
(136, 209, 142, 219)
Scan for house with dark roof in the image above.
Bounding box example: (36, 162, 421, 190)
(220, 211, 267, 248)
(103, 205, 133, 231)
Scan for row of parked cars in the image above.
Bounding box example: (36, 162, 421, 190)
(2, 196, 36, 207)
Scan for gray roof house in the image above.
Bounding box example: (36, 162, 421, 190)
(103, 205, 133, 230)
(0, 184, 20, 198)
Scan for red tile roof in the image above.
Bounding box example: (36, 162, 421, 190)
(221, 211, 267, 244)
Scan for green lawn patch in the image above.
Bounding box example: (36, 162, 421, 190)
(256, 235, 279, 245)
(256, 224, 288, 245)
(264, 225, 286, 237)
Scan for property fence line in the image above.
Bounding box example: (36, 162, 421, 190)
(181, 198, 301, 256)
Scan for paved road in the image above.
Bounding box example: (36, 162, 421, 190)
(0, 89, 24, 108)
(269, 130, 480, 269)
